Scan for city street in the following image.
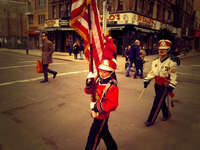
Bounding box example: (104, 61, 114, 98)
(0, 49, 200, 150)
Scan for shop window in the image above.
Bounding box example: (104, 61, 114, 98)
(149, 2, 154, 17)
(35, 0, 46, 10)
(66, 2, 71, 17)
(168, 10, 171, 23)
(38, 15, 45, 24)
(117, 0, 123, 11)
(107, 0, 113, 12)
(134, 0, 138, 11)
(162, 7, 166, 22)
(27, 0, 32, 12)
(156, 4, 161, 20)
(138, 0, 143, 13)
(141, 0, 145, 13)
(143, 0, 150, 15)
(59, 4, 63, 18)
(52, 5, 57, 19)
(28, 15, 33, 25)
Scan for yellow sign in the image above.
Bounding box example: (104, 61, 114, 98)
(45, 19, 59, 27)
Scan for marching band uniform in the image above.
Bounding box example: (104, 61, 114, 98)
(144, 40, 177, 127)
(85, 59, 118, 150)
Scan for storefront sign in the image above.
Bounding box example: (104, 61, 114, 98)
(59, 20, 69, 27)
(45, 19, 59, 28)
(100, 14, 120, 21)
(59, 27, 74, 31)
(137, 15, 156, 28)
(100, 12, 160, 30)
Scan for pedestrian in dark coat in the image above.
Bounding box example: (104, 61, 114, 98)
(40, 32, 57, 83)
(126, 40, 140, 78)
(79, 44, 84, 60)
(137, 46, 146, 79)
(124, 45, 131, 70)
(73, 42, 80, 59)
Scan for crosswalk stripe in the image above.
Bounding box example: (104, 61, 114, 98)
(0, 63, 67, 70)
(0, 65, 35, 70)
(177, 72, 200, 78)
(0, 70, 88, 87)
(192, 65, 200, 67)
(19, 61, 37, 63)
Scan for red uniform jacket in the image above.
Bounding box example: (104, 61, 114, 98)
(85, 78, 119, 119)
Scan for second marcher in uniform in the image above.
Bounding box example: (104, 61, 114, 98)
(143, 39, 177, 127)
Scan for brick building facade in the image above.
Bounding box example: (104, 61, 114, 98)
(25, 0, 48, 49)
(0, 0, 26, 49)
(25, 0, 196, 54)
(193, 0, 200, 51)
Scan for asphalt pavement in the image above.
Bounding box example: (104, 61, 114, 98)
(0, 48, 200, 150)
(1, 48, 199, 74)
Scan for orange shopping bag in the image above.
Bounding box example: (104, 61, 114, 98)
(36, 60, 43, 73)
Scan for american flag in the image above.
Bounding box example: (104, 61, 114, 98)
(70, 0, 104, 72)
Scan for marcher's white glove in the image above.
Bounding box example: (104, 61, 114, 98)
(90, 110, 99, 118)
(87, 72, 95, 79)
(86, 72, 96, 87)
(90, 102, 96, 110)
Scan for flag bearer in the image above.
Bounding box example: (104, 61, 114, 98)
(84, 58, 118, 150)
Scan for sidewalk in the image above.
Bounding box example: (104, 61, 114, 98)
(0, 48, 84, 62)
(0, 48, 199, 73)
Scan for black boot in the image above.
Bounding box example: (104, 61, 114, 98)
(162, 111, 171, 121)
(140, 74, 144, 79)
(53, 72, 57, 79)
(144, 121, 154, 127)
(40, 80, 48, 83)
(48, 69, 57, 79)
(41, 67, 48, 83)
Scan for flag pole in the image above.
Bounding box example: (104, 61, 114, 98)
(88, 3, 96, 102)
(87, 4, 94, 73)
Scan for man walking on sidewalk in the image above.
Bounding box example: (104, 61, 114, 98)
(40, 32, 57, 83)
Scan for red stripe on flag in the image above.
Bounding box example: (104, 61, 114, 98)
(70, 0, 104, 72)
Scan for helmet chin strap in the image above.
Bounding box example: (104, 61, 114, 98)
(159, 53, 167, 56)
(159, 48, 169, 56)
(99, 72, 112, 79)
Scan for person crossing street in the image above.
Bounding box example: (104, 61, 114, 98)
(40, 32, 57, 83)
